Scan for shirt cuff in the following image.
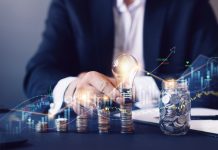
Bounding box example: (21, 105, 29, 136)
(48, 77, 77, 117)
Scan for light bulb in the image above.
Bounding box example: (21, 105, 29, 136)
(112, 54, 139, 92)
(112, 54, 139, 134)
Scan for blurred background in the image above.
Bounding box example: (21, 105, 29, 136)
(0, 0, 218, 108)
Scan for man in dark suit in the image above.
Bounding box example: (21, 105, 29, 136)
(24, 0, 218, 115)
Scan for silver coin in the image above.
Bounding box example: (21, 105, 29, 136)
(173, 121, 184, 128)
(76, 115, 88, 133)
(177, 115, 187, 124)
(98, 109, 110, 133)
(55, 118, 68, 132)
(120, 103, 134, 134)
(35, 121, 48, 133)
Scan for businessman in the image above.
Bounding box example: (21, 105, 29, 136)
(24, 0, 218, 115)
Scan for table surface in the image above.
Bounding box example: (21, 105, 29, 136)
(1, 118, 218, 150)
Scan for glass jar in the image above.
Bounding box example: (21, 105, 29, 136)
(159, 79, 191, 135)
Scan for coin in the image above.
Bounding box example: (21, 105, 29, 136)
(76, 115, 88, 133)
(120, 103, 134, 134)
(35, 121, 48, 133)
(55, 118, 68, 132)
(160, 85, 191, 135)
(177, 115, 186, 124)
(98, 109, 110, 133)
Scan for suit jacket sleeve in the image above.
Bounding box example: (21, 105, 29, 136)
(24, 0, 78, 98)
(190, 0, 218, 58)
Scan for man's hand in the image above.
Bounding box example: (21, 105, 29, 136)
(64, 71, 122, 115)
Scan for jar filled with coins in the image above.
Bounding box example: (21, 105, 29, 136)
(159, 79, 191, 135)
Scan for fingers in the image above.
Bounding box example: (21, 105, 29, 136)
(108, 77, 117, 87)
(74, 85, 99, 108)
(82, 71, 121, 100)
(69, 71, 123, 115)
(71, 85, 100, 115)
(78, 72, 87, 79)
(71, 100, 89, 116)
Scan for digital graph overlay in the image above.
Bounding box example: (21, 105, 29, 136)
(1, 55, 218, 134)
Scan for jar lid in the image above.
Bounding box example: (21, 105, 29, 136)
(163, 79, 188, 90)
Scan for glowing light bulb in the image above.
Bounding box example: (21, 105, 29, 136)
(112, 54, 139, 134)
(112, 54, 139, 90)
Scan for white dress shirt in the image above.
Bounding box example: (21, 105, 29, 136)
(49, 0, 160, 116)
(113, 0, 145, 70)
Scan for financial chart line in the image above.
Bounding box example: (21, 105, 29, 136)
(178, 63, 207, 80)
(0, 59, 213, 122)
(150, 47, 176, 74)
(1, 57, 216, 119)
(178, 56, 218, 81)
(10, 109, 48, 116)
(2, 89, 218, 133)
(1, 55, 218, 134)
(190, 91, 218, 101)
(141, 69, 165, 81)
(0, 95, 51, 121)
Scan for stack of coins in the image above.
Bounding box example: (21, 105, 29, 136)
(120, 103, 134, 134)
(98, 109, 110, 133)
(119, 88, 134, 134)
(35, 121, 48, 133)
(55, 118, 68, 132)
(76, 115, 88, 133)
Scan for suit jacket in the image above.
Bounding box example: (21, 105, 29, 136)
(24, 0, 218, 107)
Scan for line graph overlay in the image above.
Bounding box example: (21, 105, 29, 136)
(1, 55, 218, 134)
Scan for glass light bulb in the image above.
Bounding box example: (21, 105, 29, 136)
(112, 54, 139, 89)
